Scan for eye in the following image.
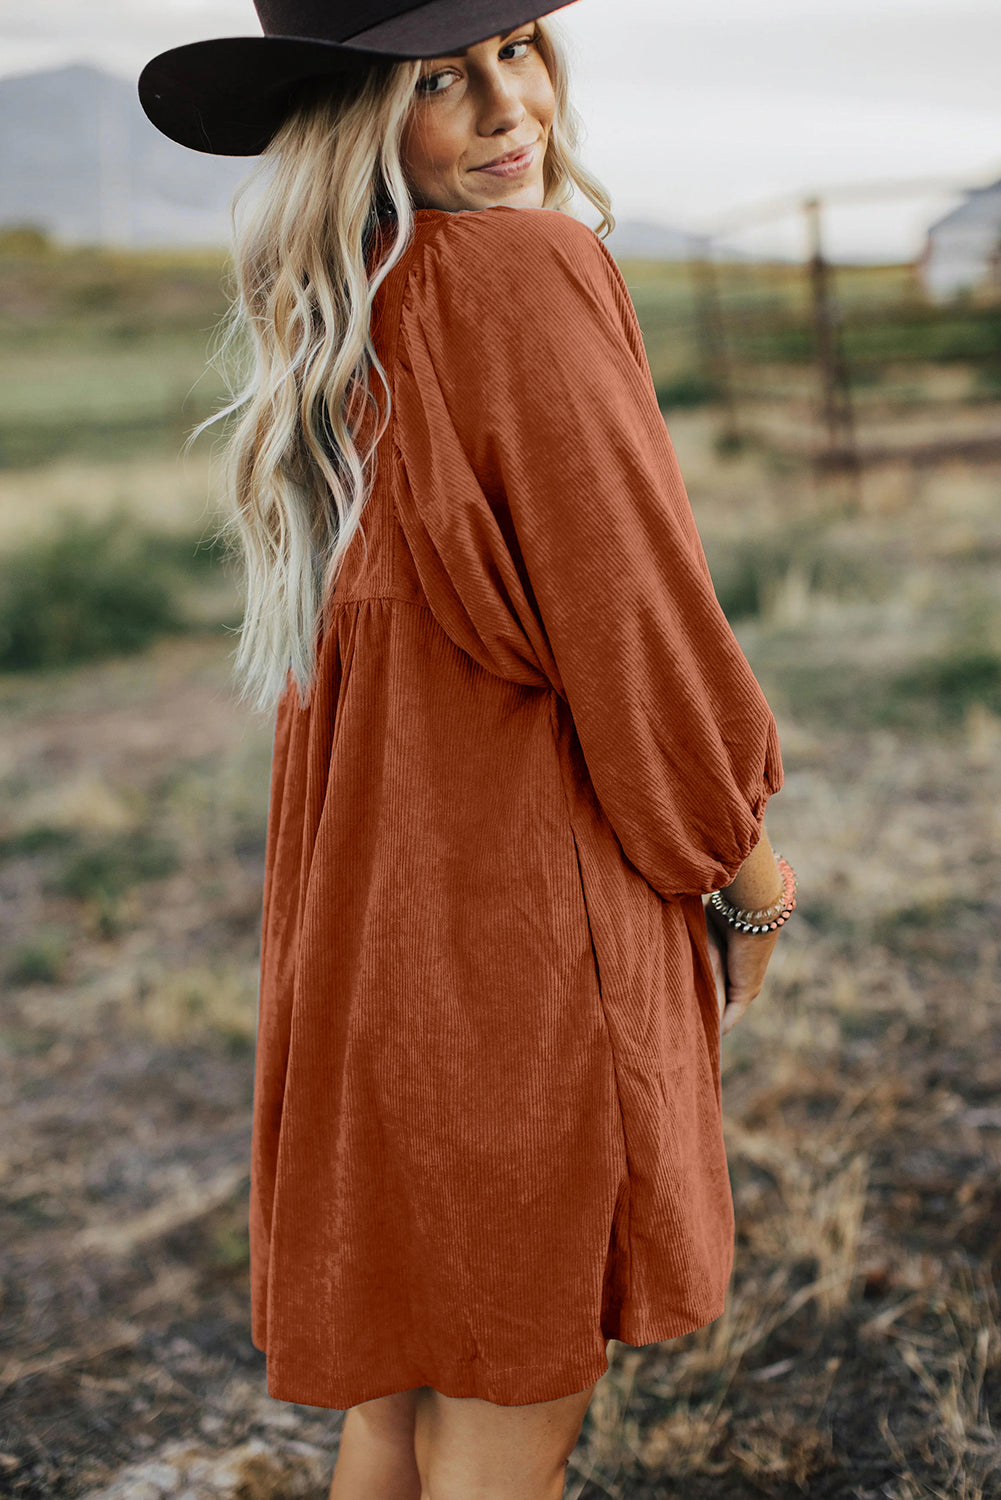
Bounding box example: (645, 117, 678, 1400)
(415, 33, 539, 96)
(415, 68, 456, 97)
(502, 36, 538, 61)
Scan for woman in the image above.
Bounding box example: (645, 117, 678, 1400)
(139, 3, 797, 1497)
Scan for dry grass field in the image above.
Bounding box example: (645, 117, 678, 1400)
(1, 241, 999, 1498)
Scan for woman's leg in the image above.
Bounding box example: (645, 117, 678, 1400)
(328, 1388, 424, 1500)
(328, 1352, 607, 1500)
(412, 1377, 601, 1500)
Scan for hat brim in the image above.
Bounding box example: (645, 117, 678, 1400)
(138, 0, 579, 157)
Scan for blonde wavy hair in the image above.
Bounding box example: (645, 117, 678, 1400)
(195, 15, 614, 713)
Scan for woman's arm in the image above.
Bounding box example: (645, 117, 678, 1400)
(718, 825, 784, 912)
(393, 207, 785, 902)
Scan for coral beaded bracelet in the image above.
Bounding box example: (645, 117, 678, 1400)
(709, 852, 798, 934)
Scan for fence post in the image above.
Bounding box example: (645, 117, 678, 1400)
(803, 195, 862, 508)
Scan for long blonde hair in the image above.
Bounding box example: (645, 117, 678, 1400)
(196, 15, 614, 713)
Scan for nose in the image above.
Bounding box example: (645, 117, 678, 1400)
(472, 62, 528, 137)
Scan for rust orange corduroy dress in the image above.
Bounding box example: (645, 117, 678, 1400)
(249, 203, 785, 1410)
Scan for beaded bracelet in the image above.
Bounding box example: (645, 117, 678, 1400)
(708, 852, 798, 934)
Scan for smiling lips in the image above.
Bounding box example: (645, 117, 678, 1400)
(474, 141, 537, 176)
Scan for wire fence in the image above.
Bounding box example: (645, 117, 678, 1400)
(626, 177, 1001, 513)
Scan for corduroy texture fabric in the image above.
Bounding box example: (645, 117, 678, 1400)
(249, 204, 785, 1411)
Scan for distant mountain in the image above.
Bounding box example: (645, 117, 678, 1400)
(0, 64, 247, 246)
(604, 216, 787, 263)
(604, 216, 698, 261)
(0, 63, 717, 258)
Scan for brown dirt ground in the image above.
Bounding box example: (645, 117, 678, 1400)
(2, 525, 1000, 1497)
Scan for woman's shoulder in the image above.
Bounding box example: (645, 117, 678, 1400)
(426, 202, 597, 250)
(391, 203, 647, 389)
(412, 204, 617, 295)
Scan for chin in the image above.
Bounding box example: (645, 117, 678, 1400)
(490, 180, 546, 208)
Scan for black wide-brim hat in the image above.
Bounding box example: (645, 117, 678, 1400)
(139, 0, 580, 157)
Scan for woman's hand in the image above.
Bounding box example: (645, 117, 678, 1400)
(703, 896, 783, 1035)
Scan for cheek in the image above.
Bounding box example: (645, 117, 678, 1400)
(402, 114, 449, 175)
(529, 68, 556, 127)
(408, 114, 465, 173)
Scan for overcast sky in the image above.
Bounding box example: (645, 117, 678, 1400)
(3, 0, 999, 259)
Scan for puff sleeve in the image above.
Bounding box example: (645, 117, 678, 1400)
(391, 205, 784, 900)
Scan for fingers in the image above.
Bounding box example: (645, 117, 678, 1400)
(703, 898, 781, 1035)
(711, 924, 781, 1034)
(720, 995, 754, 1035)
(719, 970, 768, 1033)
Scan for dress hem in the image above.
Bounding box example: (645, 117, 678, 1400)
(252, 1296, 728, 1410)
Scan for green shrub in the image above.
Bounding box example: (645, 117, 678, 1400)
(209, 1220, 252, 1269)
(0, 825, 78, 858)
(769, 643, 1001, 733)
(872, 895, 981, 961)
(970, 361, 1001, 399)
(708, 522, 889, 623)
(882, 649, 1001, 727)
(655, 372, 720, 409)
(0, 513, 191, 670)
(0, 415, 189, 470)
(710, 549, 763, 621)
(5, 929, 69, 985)
(52, 830, 178, 904)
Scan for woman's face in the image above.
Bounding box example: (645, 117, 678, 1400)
(400, 20, 555, 212)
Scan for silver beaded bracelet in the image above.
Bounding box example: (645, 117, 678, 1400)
(708, 851, 798, 934)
